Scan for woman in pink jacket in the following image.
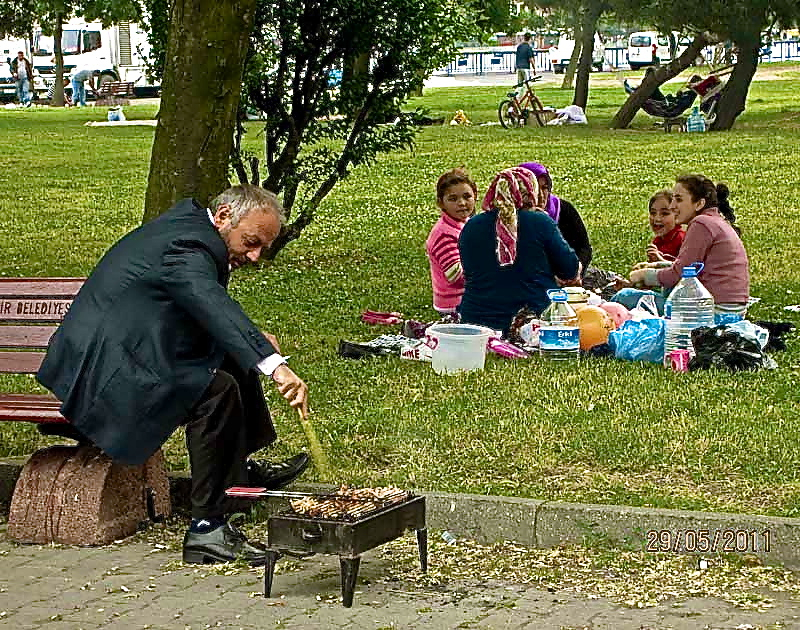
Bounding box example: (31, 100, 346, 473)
(630, 173, 749, 321)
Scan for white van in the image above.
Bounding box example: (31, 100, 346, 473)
(627, 31, 672, 69)
(549, 32, 605, 74)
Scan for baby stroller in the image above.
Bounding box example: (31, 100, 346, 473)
(623, 65, 732, 126)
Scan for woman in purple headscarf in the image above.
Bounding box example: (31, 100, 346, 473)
(519, 162, 592, 272)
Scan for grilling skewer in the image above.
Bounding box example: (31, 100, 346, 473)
(226, 487, 410, 502)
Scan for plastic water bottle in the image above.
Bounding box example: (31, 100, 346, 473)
(663, 263, 715, 367)
(686, 106, 706, 132)
(539, 289, 580, 361)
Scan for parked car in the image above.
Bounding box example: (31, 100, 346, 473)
(549, 33, 605, 74)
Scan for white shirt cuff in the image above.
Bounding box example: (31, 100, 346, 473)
(256, 354, 288, 378)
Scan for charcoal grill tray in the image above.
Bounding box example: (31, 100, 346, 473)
(269, 495, 425, 556)
(280, 492, 414, 523)
(263, 495, 427, 607)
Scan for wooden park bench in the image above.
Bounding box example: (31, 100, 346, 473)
(94, 80, 135, 105)
(0, 278, 170, 545)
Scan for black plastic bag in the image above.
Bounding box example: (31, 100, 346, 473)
(688, 326, 770, 372)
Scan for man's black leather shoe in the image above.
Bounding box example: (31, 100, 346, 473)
(183, 522, 266, 566)
(246, 453, 310, 490)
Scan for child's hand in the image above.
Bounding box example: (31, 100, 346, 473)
(646, 244, 666, 263)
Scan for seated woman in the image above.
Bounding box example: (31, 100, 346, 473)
(519, 161, 592, 272)
(629, 174, 749, 320)
(458, 167, 580, 334)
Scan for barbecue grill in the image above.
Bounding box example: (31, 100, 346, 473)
(226, 486, 427, 607)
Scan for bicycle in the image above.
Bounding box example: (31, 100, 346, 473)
(498, 75, 547, 129)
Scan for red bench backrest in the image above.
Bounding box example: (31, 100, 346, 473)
(0, 278, 84, 374)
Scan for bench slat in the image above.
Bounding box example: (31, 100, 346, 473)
(0, 278, 84, 297)
(0, 351, 44, 373)
(0, 326, 57, 349)
(0, 408, 66, 422)
(0, 394, 65, 424)
(0, 299, 72, 323)
(0, 394, 60, 405)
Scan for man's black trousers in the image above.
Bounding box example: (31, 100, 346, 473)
(183, 357, 277, 520)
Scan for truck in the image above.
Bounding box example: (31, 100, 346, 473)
(29, 18, 159, 99)
(548, 33, 605, 74)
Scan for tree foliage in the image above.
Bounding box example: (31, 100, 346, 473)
(238, 0, 476, 259)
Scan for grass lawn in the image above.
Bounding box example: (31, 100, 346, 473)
(1, 67, 799, 519)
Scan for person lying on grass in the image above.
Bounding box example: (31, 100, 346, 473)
(426, 168, 477, 317)
(458, 166, 580, 335)
(630, 174, 750, 322)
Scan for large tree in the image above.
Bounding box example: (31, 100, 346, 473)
(237, 0, 474, 260)
(143, 0, 257, 218)
(572, 0, 609, 109)
(610, 32, 711, 128)
(610, 0, 800, 130)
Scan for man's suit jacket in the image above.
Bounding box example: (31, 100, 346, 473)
(37, 199, 277, 465)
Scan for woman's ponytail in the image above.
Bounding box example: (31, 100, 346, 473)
(715, 182, 741, 235)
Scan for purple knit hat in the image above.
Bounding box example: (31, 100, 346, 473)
(519, 162, 561, 223)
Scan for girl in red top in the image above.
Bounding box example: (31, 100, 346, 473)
(645, 189, 685, 262)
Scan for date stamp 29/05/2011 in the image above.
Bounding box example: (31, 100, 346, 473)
(646, 529, 771, 553)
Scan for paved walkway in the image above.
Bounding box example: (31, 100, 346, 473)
(3, 534, 800, 630)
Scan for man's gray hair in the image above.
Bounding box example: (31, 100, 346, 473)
(210, 184, 285, 227)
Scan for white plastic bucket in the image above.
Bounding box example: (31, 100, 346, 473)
(424, 324, 492, 374)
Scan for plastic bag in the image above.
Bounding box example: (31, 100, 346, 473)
(725, 320, 769, 350)
(611, 288, 666, 317)
(689, 326, 776, 372)
(608, 317, 665, 363)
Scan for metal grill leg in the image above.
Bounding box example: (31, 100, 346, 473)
(264, 550, 281, 597)
(339, 556, 361, 607)
(416, 528, 428, 572)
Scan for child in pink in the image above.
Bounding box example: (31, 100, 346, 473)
(426, 168, 477, 315)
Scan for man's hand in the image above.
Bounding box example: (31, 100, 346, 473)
(272, 364, 308, 417)
(263, 332, 281, 353)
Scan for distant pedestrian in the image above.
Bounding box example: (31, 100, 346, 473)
(69, 67, 101, 107)
(515, 34, 535, 84)
(10, 51, 32, 107)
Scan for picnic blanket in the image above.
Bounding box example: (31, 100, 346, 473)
(84, 120, 158, 127)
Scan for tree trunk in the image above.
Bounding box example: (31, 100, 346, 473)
(561, 14, 582, 90)
(572, 0, 603, 110)
(610, 33, 710, 129)
(143, 0, 257, 220)
(52, 19, 65, 107)
(710, 33, 760, 131)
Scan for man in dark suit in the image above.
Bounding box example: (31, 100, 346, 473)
(38, 184, 309, 565)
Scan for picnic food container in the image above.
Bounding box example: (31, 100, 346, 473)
(424, 324, 493, 374)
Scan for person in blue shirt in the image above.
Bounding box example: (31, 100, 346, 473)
(458, 167, 580, 334)
(515, 34, 535, 84)
(69, 67, 101, 107)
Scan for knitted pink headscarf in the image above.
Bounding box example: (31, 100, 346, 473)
(481, 167, 540, 266)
